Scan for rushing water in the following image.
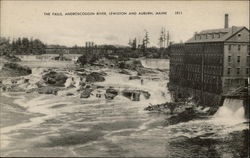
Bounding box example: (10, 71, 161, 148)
(0, 59, 248, 157)
(140, 58, 169, 69)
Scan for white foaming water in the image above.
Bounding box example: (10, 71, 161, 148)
(213, 98, 246, 124)
(140, 59, 169, 69)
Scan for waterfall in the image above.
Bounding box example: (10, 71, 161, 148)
(214, 98, 245, 124)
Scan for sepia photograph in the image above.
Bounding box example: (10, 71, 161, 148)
(0, 0, 249, 157)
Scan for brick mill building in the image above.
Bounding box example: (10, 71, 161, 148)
(168, 14, 249, 106)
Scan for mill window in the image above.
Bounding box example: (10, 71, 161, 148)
(227, 68, 231, 75)
(248, 45, 250, 55)
(246, 68, 249, 75)
(237, 68, 240, 75)
(237, 56, 240, 63)
(228, 45, 231, 51)
(228, 56, 231, 62)
(238, 45, 241, 51)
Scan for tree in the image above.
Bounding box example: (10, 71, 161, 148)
(142, 30, 150, 53)
(21, 37, 29, 54)
(33, 39, 45, 54)
(0, 37, 11, 56)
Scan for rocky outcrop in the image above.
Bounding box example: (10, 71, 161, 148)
(136, 67, 157, 76)
(85, 72, 105, 83)
(129, 76, 140, 80)
(0, 62, 32, 77)
(26, 86, 61, 95)
(80, 88, 93, 98)
(122, 89, 150, 101)
(165, 107, 206, 126)
(42, 71, 68, 87)
(119, 69, 131, 75)
(105, 87, 119, 100)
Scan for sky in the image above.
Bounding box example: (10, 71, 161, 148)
(0, 1, 249, 47)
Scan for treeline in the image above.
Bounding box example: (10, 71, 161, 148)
(0, 36, 170, 58)
(0, 37, 46, 55)
(11, 38, 46, 54)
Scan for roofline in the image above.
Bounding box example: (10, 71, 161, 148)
(185, 41, 224, 44)
(224, 41, 250, 44)
(224, 26, 249, 41)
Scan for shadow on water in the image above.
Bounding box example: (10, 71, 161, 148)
(37, 130, 104, 147)
(166, 129, 249, 158)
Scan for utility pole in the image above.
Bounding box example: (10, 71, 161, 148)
(166, 31, 170, 47)
(159, 27, 166, 48)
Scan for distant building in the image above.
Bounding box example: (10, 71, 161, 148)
(169, 14, 249, 106)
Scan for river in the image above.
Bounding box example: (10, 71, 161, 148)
(0, 58, 248, 157)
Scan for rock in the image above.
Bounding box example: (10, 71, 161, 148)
(66, 92, 74, 96)
(122, 89, 150, 101)
(1, 85, 25, 92)
(136, 67, 156, 75)
(122, 89, 140, 101)
(105, 93, 116, 100)
(80, 88, 93, 98)
(26, 86, 61, 95)
(42, 71, 68, 87)
(85, 72, 105, 83)
(36, 80, 47, 88)
(165, 107, 204, 126)
(141, 91, 151, 99)
(119, 69, 131, 75)
(105, 88, 119, 100)
(38, 87, 59, 95)
(0, 62, 32, 77)
(129, 76, 140, 80)
(106, 87, 118, 95)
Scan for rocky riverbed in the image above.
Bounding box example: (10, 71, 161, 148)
(0, 57, 249, 157)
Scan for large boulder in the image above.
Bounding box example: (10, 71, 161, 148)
(0, 62, 32, 77)
(122, 89, 148, 101)
(42, 71, 68, 87)
(105, 88, 119, 100)
(122, 89, 150, 101)
(80, 88, 93, 98)
(86, 72, 105, 83)
(165, 107, 204, 126)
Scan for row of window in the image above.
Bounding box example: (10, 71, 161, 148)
(228, 56, 241, 63)
(228, 55, 250, 63)
(228, 44, 250, 54)
(195, 33, 224, 40)
(227, 68, 249, 75)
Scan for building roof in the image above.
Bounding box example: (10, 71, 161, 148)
(186, 26, 246, 43)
